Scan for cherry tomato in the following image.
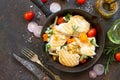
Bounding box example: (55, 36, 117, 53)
(87, 28, 97, 37)
(41, 0, 47, 3)
(57, 17, 65, 25)
(80, 59, 86, 64)
(76, 0, 86, 5)
(115, 52, 120, 62)
(24, 11, 34, 21)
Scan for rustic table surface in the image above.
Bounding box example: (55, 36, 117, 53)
(0, 0, 120, 80)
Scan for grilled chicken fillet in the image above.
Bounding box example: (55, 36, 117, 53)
(58, 48, 80, 67)
(56, 15, 90, 36)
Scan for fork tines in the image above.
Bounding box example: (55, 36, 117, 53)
(21, 48, 35, 59)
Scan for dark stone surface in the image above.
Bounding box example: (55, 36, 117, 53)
(0, 0, 120, 80)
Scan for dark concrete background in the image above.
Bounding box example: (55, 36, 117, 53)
(0, 0, 120, 80)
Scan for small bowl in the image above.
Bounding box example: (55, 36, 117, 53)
(95, 0, 119, 18)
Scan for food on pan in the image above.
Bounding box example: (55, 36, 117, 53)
(42, 13, 98, 67)
(58, 47, 80, 67)
(56, 15, 90, 36)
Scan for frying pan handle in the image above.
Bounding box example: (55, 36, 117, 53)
(30, 0, 52, 17)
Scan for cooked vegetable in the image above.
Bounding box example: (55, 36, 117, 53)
(79, 33, 88, 42)
(93, 64, 104, 76)
(90, 38, 99, 47)
(80, 59, 86, 63)
(104, 45, 120, 74)
(50, 2, 61, 13)
(53, 16, 58, 26)
(65, 13, 71, 22)
(27, 22, 38, 32)
(80, 54, 88, 63)
(45, 44, 51, 52)
(89, 70, 97, 79)
(87, 28, 96, 37)
(52, 55, 57, 61)
(24, 11, 34, 21)
(57, 17, 65, 25)
(67, 38, 76, 44)
(45, 28, 53, 34)
(42, 33, 48, 42)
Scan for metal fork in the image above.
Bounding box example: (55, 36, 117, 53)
(21, 48, 62, 80)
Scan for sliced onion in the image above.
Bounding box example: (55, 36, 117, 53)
(89, 70, 97, 79)
(27, 22, 38, 32)
(50, 2, 61, 13)
(33, 26, 43, 37)
(93, 64, 104, 76)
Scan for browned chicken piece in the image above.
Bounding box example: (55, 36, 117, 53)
(49, 27, 67, 51)
(58, 48, 80, 67)
(56, 15, 90, 36)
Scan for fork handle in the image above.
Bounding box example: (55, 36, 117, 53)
(36, 60, 62, 80)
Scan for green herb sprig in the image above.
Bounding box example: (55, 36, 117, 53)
(72, 25, 79, 34)
(104, 45, 120, 74)
(65, 13, 71, 22)
(90, 38, 99, 47)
